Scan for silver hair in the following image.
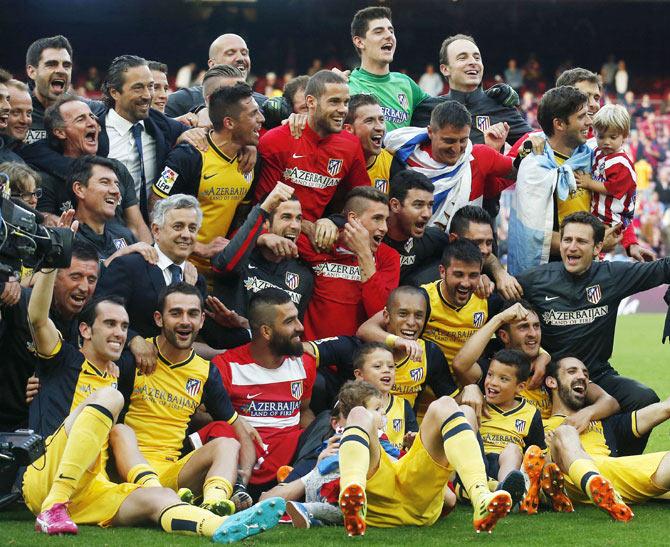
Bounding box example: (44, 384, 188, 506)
(151, 193, 203, 229)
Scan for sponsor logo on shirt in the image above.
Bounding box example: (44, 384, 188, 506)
(132, 385, 200, 411)
(393, 418, 403, 432)
(586, 284, 602, 305)
(515, 419, 526, 433)
(392, 382, 421, 394)
(380, 106, 408, 125)
(25, 128, 46, 144)
(327, 158, 343, 177)
(185, 378, 202, 397)
(155, 166, 178, 195)
(400, 255, 416, 266)
(283, 167, 340, 189)
(243, 276, 302, 304)
(290, 380, 303, 400)
(542, 306, 609, 326)
(312, 262, 361, 281)
(285, 271, 300, 290)
(475, 116, 491, 132)
(241, 400, 301, 417)
(200, 186, 249, 200)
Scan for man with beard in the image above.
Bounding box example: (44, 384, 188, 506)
(165, 33, 266, 118)
(111, 282, 257, 515)
(21, 95, 150, 242)
(538, 357, 670, 520)
(255, 70, 370, 226)
(24, 35, 73, 144)
(150, 83, 264, 274)
(202, 288, 317, 497)
(343, 93, 392, 194)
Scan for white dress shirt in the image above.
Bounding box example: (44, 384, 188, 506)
(105, 108, 157, 199)
(155, 244, 185, 285)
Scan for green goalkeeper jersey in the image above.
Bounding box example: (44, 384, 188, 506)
(348, 67, 430, 131)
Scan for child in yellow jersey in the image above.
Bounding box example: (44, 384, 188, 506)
(353, 343, 418, 451)
(479, 349, 545, 508)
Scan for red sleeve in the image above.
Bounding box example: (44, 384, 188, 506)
(296, 233, 319, 263)
(211, 353, 233, 391)
(255, 127, 286, 201)
(302, 354, 317, 400)
(507, 131, 532, 158)
(472, 145, 515, 198)
(342, 139, 372, 191)
(603, 161, 636, 199)
(621, 223, 638, 249)
(361, 244, 400, 317)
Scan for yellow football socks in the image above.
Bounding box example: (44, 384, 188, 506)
(202, 476, 233, 506)
(338, 426, 371, 490)
(568, 458, 601, 493)
(41, 404, 113, 511)
(159, 502, 225, 536)
(127, 463, 162, 488)
(441, 411, 489, 504)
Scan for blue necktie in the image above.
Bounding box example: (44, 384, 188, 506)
(167, 263, 183, 285)
(130, 123, 149, 222)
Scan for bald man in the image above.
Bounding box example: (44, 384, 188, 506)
(165, 34, 266, 117)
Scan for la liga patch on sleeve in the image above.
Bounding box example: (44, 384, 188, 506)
(154, 166, 179, 195)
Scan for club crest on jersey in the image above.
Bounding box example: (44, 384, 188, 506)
(285, 271, 300, 290)
(586, 284, 602, 305)
(185, 378, 202, 397)
(473, 311, 485, 328)
(327, 158, 343, 177)
(410, 367, 424, 382)
(475, 116, 491, 132)
(113, 238, 128, 250)
(291, 380, 303, 400)
(515, 419, 526, 433)
(398, 93, 408, 110)
(393, 418, 403, 432)
(374, 178, 388, 193)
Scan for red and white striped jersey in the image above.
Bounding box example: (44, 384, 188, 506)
(212, 343, 316, 433)
(590, 148, 637, 227)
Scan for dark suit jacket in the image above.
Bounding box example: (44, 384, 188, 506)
(18, 103, 187, 185)
(95, 252, 207, 338)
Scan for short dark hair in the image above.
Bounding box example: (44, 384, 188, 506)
(202, 64, 246, 99)
(283, 75, 310, 111)
(546, 354, 584, 381)
(491, 348, 531, 383)
(0, 69, 11, 85)
(209, 82, 254, 132)
(497, 299, 538, 336)
(102, 54, 148, 107)
(439, 34, 477, 66)
(351, 6, 392, 56)
(67, 155, 118, 191)
(157, 282, 204, 315)
(450, 205, 493, 238)
(386, 285, 427, 312)
(430, 100, 471, 130)
(440, 238, 482, 269)
(559, 211, 605, 245)
(147, 61, 168, 74)
(79, 294, 126, 329)
(537, 86, 588, 137)
(334, 380, 381, 419)
(44, 94, 87, 151)
(555, 67, 600, 89)
(304, 70, 347, 101)
(344, 93, 380, 125)
(389, 169, 434, 204)
(248, 288, 292, 334)
(26, 35, 73, 67)
(70, 238, 100, 263)
(343, 186, 389, 216)
(353, 342, 392, 371)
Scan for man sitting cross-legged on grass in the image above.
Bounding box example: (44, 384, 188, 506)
(534, 356, 670, 521)
(108, 282, 257, 515)
(24, 262, 284, 542)
(338, 393, 512, 536)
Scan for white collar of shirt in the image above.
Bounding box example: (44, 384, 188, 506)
(106, 108, 145, 135)
(154, 244, 185, 285)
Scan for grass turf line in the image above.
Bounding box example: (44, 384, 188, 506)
(2, 313, 668, 545)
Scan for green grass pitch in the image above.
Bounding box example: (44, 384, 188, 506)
(2, 313, 669, 546)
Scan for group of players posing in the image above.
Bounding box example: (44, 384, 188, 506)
(13, 3, 670, 544)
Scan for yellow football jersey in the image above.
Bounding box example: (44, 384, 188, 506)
(520, 386, 552, 419)
(480, 397, 546, 454)
(123, 337, 237, 462)
(421, 280, 489, 363)
(553, 151, 591, 224)
(367, 148, 393, 194)
(383, 394, 417, 449)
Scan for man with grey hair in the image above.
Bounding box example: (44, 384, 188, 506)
(95, 193, 206, 338)
(165, 34, 266, 118)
